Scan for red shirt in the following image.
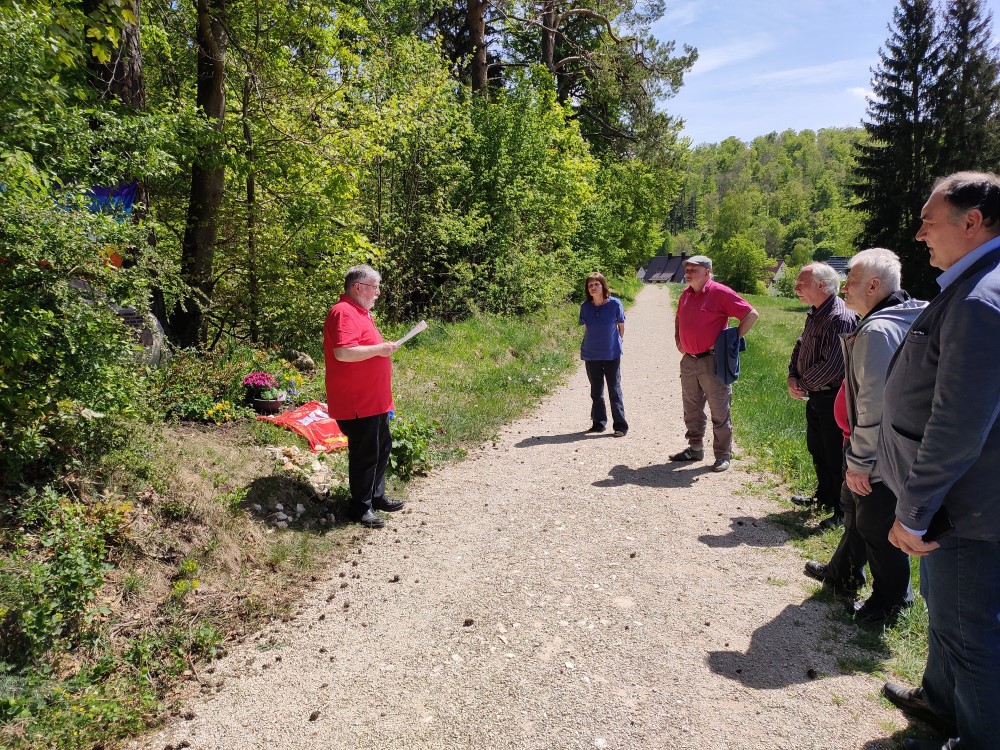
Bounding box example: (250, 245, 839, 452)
(833, 380, 851, 439)
(323, 294, 394, 420)
(677, 278, 754, 354)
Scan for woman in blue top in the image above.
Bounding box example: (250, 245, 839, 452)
(579, 272, 628, 436)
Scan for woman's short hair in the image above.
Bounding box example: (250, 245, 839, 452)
(585, 272, 610, 301)
(847, 248, 901, 294)
(344, 264, 380, 291)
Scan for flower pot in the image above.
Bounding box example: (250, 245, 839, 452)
(252, 397, 285, 415)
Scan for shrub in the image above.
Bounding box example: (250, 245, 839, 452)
(0, 153, 152, 484)
(388, 413, 436, 480)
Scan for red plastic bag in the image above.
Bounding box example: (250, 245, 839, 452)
(256, 401, 348, 453)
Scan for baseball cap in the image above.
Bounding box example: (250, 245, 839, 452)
(684, 255, 713, 270)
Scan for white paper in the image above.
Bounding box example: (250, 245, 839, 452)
(395, 319, 427, 346)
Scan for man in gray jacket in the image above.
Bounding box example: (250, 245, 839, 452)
(878, 172, 1000, 750)
(803, 249, 925, 624)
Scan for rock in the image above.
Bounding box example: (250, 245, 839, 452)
(285, 350, 317, 375)
(296, 504, 306, 514)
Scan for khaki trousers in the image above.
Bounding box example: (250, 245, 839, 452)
(679, 353, 733, 460)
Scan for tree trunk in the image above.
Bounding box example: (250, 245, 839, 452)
(243, 75, 260, 344)
(467, 0, 488, 91)
(171, 0, 227, 348)
(540, 0, 556, 73)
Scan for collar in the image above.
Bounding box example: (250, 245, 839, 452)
(936, 234, 1000, 290)
(686, 278, 715, 296)
(861, 288, 912, 321)
(339, 293, 372, 317)
(808, 293, 836, 316)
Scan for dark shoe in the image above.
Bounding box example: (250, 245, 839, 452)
(849, 600, 908, 626)
(585, 424, 606, 433)
(790, 494, 816, 506)
(372, 497, 405, 512)
(884, 683, 958, 737)
(818, 513, 843, 531)
(847, 602, 909, 626)
(712, 459, 730, 472)
(804, 560, 828, 582)
(804, 560, 861, 598)
(902, 739, 959, 750)
(612, 430, 626, 437)
(354, 509, 385, 529)
(669, 446, 704, 461)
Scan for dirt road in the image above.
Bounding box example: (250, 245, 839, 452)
(133, 284, 900, 750)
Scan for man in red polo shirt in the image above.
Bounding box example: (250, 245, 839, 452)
(671, 255, 759, 472)
(324, 264, 402, 529)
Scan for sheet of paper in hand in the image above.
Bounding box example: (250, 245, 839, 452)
(396, 320, 427, 346)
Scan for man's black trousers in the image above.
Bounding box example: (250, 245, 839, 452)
(805, 389, 843, 512)
(336, 412, 392, 520)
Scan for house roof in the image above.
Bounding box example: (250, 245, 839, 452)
(641, 253, 691, 283)
(826, 256, 850, 277)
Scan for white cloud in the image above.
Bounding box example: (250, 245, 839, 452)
(690, 36, 775, 75)
(663, 2, 699, 27)
(751, 58, 871, 88)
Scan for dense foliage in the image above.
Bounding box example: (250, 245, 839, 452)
(854, 0, 1000, 299)
(665, 128, 866, 292)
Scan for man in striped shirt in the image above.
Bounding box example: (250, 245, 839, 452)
(787, 263, 858, 528)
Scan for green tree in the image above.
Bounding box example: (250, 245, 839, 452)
(853, 0, 941, 298)
(937, 0, 1000, 174)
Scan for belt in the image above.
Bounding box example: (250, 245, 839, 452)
(807, 386, 836, 395)
(686, 349, 715, 359)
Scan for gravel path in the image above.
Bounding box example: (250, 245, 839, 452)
(134, 285, 901, 750)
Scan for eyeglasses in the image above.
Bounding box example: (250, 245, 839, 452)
(587, 282, 602, 287)
(356, 281, 381, 291)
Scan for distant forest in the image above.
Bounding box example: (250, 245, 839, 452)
(664, 128, 866, 293)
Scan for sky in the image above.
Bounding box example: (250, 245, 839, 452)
(650, 0, 1000, 145)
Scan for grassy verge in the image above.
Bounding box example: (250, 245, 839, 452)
(1, 284, 624, 748)
(716, 287, 928, 690)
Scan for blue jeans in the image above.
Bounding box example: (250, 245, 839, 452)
(922, 536, 1000, 750)
(585, 359, 627, 433)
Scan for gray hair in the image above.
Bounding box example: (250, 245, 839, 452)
(344, 264, 380, 291)
(803, 262, 841, 295)
(846, 248, 901, 295)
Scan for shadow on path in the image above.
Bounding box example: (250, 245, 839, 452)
(698, 515, 788, 548)
(705, 600, 834, 689)
(592, 462, 714, 488)
(514, 431, 599, 447)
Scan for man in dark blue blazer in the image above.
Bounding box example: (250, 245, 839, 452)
(878, 172, 1000, 750)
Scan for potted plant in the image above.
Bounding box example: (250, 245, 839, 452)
(242, 371, 286, 414)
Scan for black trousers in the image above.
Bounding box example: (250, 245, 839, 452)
(827, 478, 912, 610)
(805, 390, 843, 512)
(336, 412, 392, 519)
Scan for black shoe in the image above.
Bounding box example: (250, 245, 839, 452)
(849, 599, 908, 626)
(585, 424, 606, 434)
(804, 560, 861, 598)
(372, 497, 405, 512)
(884, 683, 958, 737)
(669, 446, 704, 461)
(790, 494, 816, 506)
(818, 513, 843, 531)
(804, 560, 828, 582)
(354, 509, 385, 529)
(902, 738, 959, 750)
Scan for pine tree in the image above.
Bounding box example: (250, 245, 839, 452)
(937, 0, 1000, 175)
(853, 0, 941, 298)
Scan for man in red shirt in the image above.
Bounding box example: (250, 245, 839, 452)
(324, 265, 402, 529)
(671, 256, 759, 472)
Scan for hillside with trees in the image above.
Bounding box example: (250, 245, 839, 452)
(664, 127, 867, 293)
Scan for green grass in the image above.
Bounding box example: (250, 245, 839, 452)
(712, 286, 930, 685)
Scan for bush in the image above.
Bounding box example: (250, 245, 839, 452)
(0, 487, 128, 666)
(0, 153, 151, 484)
(388, 413, 436, 480)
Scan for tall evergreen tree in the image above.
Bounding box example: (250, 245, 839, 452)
(853, 0, 941, 299)
(937, 0, 1000, 175)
